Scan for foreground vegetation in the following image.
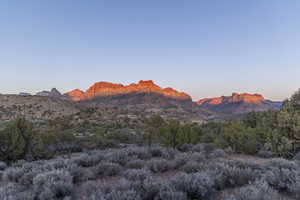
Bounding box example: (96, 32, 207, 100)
(1, 144, 299, 200)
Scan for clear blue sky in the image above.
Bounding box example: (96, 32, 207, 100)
(1, 0, 300, 101)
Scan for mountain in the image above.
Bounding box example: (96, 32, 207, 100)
(65, 81, 282, 120)
(65, 80, 196, 109)
(65, 80, 214, 121)
(197, 93, 281, 114)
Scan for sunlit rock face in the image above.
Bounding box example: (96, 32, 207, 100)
(66, 89, 85, 102)
(197, 93, 279, 114)
(197, 93, 265, 106)
(66, 80, 191, 101)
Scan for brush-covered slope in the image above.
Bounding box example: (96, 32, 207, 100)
(0, 94, 81, 120)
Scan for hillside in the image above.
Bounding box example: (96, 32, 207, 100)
(0, 94, 81, 121)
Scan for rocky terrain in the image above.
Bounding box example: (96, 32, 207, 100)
(197, 92, 281, 115)
(0, 94, 81, 121)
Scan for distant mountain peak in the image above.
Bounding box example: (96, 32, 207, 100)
(36, 88, 62, 97)
(50, 88, 62, 96)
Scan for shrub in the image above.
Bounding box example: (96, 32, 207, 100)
(181, 161, 201, 173)
(0, 183, 34, 200)
(78, 181, 106, 200)
(140, 177, 162, 200)
(148, 146, 164, 157)
(127, 147, 152, 160)
(107, 151, 130, 165)
(225, 180, 283, 200)
(172, 154, 189, 169)
(293, 152, 300, 161)
(257, 150, 275, 158)
(264, 158, 299, 170)
(161, 148, 179, 160)
(126, 159, 146, 169)
(91, 179, 143, 200)
(0, 161, 7, 170)
(73, 153, 102, 167)
(225, 167, 258, 187)
(19, 169, 44, 186)
(192, 143, 216, 153)
(146, 159, 172, 173)
(208, 149, 227, 158)
(170, 172, 216, 199)
(67, 164, 93, 183)
(123, 169, 152, 182)
(94, 162, 123, 177)
(41, 159, 70, 172)
(33, 170, 73, 200)
(264, 167, 300, 197)
(178, 144, 194, 152)
(208, 162, 259, 189)
(190, 152, 206, 162)
(12, 159, 27, 168)
(157, 184, 188, 200)
(224, 147, 234, 154)
(2, 167, 25, 183)
(105, 189, 142, 200)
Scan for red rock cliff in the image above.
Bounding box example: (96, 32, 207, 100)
(66, 80, 191, 101)
(197, 93, 265, 105)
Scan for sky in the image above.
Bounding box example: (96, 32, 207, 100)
(1, 0, 300, 101)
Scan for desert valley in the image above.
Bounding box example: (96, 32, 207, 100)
(1, 1, 300, 199)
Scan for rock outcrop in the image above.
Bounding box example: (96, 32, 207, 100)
(197, 93, 280, 114)
(197, 93, 265, 105)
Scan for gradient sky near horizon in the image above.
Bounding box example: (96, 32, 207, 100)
(1, 1, 300, 101)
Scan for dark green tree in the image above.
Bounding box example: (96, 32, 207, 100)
(144, 115, 165, 146)
(0, 117, 35, 161)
